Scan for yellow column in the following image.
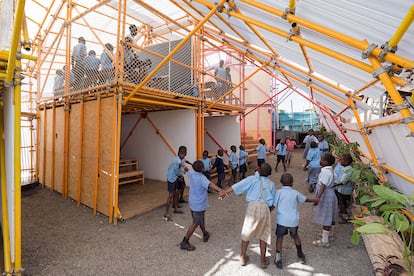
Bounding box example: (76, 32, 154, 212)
(13, 66, 22, 275)
(0, 103, 12, 274)
(388, 5, 414, 48)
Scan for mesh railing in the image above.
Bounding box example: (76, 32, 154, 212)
(47, 34, 240, 108)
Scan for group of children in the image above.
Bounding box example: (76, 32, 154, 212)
(166, 142, 354, 270)
(163, 145, 249, 221)
(199, 145, 249, 189)
(255, 136, 297, 173)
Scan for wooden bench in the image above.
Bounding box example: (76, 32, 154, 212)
(119, 157, 144, 185)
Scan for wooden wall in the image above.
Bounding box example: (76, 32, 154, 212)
(38, 96, 116, 216)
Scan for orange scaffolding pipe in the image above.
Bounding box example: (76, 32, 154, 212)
(93, 95, 101, 215)
(77, 100, 84, 206)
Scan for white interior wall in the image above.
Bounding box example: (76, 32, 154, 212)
(205, 115, 241, 161)
(121, 109, 196, 181)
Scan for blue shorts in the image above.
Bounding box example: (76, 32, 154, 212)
(277, 155, 285, 162)
(275, 224, 299, 238)
(191, 210, 205, 226)
(167, 180, 177, 193)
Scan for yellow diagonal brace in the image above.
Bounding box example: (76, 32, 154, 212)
(194, 0, 407, 85)
(388, 5, 414, 48)
(381, 164, 414, 185)
(206, 63, 266, 111)
(125, 0, 228, 104)
(240, 0, 414, 69)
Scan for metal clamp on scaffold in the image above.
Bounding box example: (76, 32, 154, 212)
(362, 43, 378, 59)
(287, 24, 300, 41)
(394, 101, 410, 111)
(378, 42, 397, 61)
(360, 127, 372, 136)
(117, 93, 125, 105)
(226, 1, 236, 17)
(270, 54, 279, 61)
(401, 116, 414, 124)
(372, 64, 392, 79)
(282, 8, 295, 20)
(216, 3, 224, 13)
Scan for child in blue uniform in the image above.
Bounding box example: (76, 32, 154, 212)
(200, 150, 212, 181)
(223, 163, 276, 269)
(274, 139, 287, 172)
(304, 141, 321, 193)
(312, 153, 337, 248)
(256, 138, 269, 168)
(229, 145, 239, 184)
(164, 146, 188, 221)
(180, 161, 226, 251)
(334, 154, 353, 223)
(238, 145, 249, 179)
(273, 173, 318, 268)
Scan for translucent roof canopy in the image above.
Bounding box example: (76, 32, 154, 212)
(21, 0, 414, 193)
(23, 0, 414, 112)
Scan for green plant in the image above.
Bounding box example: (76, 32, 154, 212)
(351, 185, 414, 275)
(348, 162, 380, 207)
(322, 131, 413, 274)
(323, 131, 379, 206)
(323, 131, 360, 159)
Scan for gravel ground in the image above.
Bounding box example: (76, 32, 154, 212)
(21, 151, 373, 276)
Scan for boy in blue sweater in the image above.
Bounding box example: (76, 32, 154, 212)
(212, 149, 228, 188)
(274, 173, 318, 268)
(180, 161, 226, 251)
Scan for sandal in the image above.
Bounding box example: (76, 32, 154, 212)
(312, 239, 330, 248)
(162, 216, 173, 222)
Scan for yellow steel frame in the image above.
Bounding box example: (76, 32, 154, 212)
(190, 0, 414, 186)
(15, 0, 413, 238)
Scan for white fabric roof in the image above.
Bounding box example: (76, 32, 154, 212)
(22, 0, 414, 192)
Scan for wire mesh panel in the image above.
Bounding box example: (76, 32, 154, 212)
(136, 39, 196, 96)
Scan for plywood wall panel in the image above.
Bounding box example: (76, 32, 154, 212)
(38, 110, 44, 185)
(67, 103, 81, 199)
(81, 101, 98, 208)
(44, 109, 52, 188)
(96, 97, 115, 216)
(53, 107, 65, 193)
